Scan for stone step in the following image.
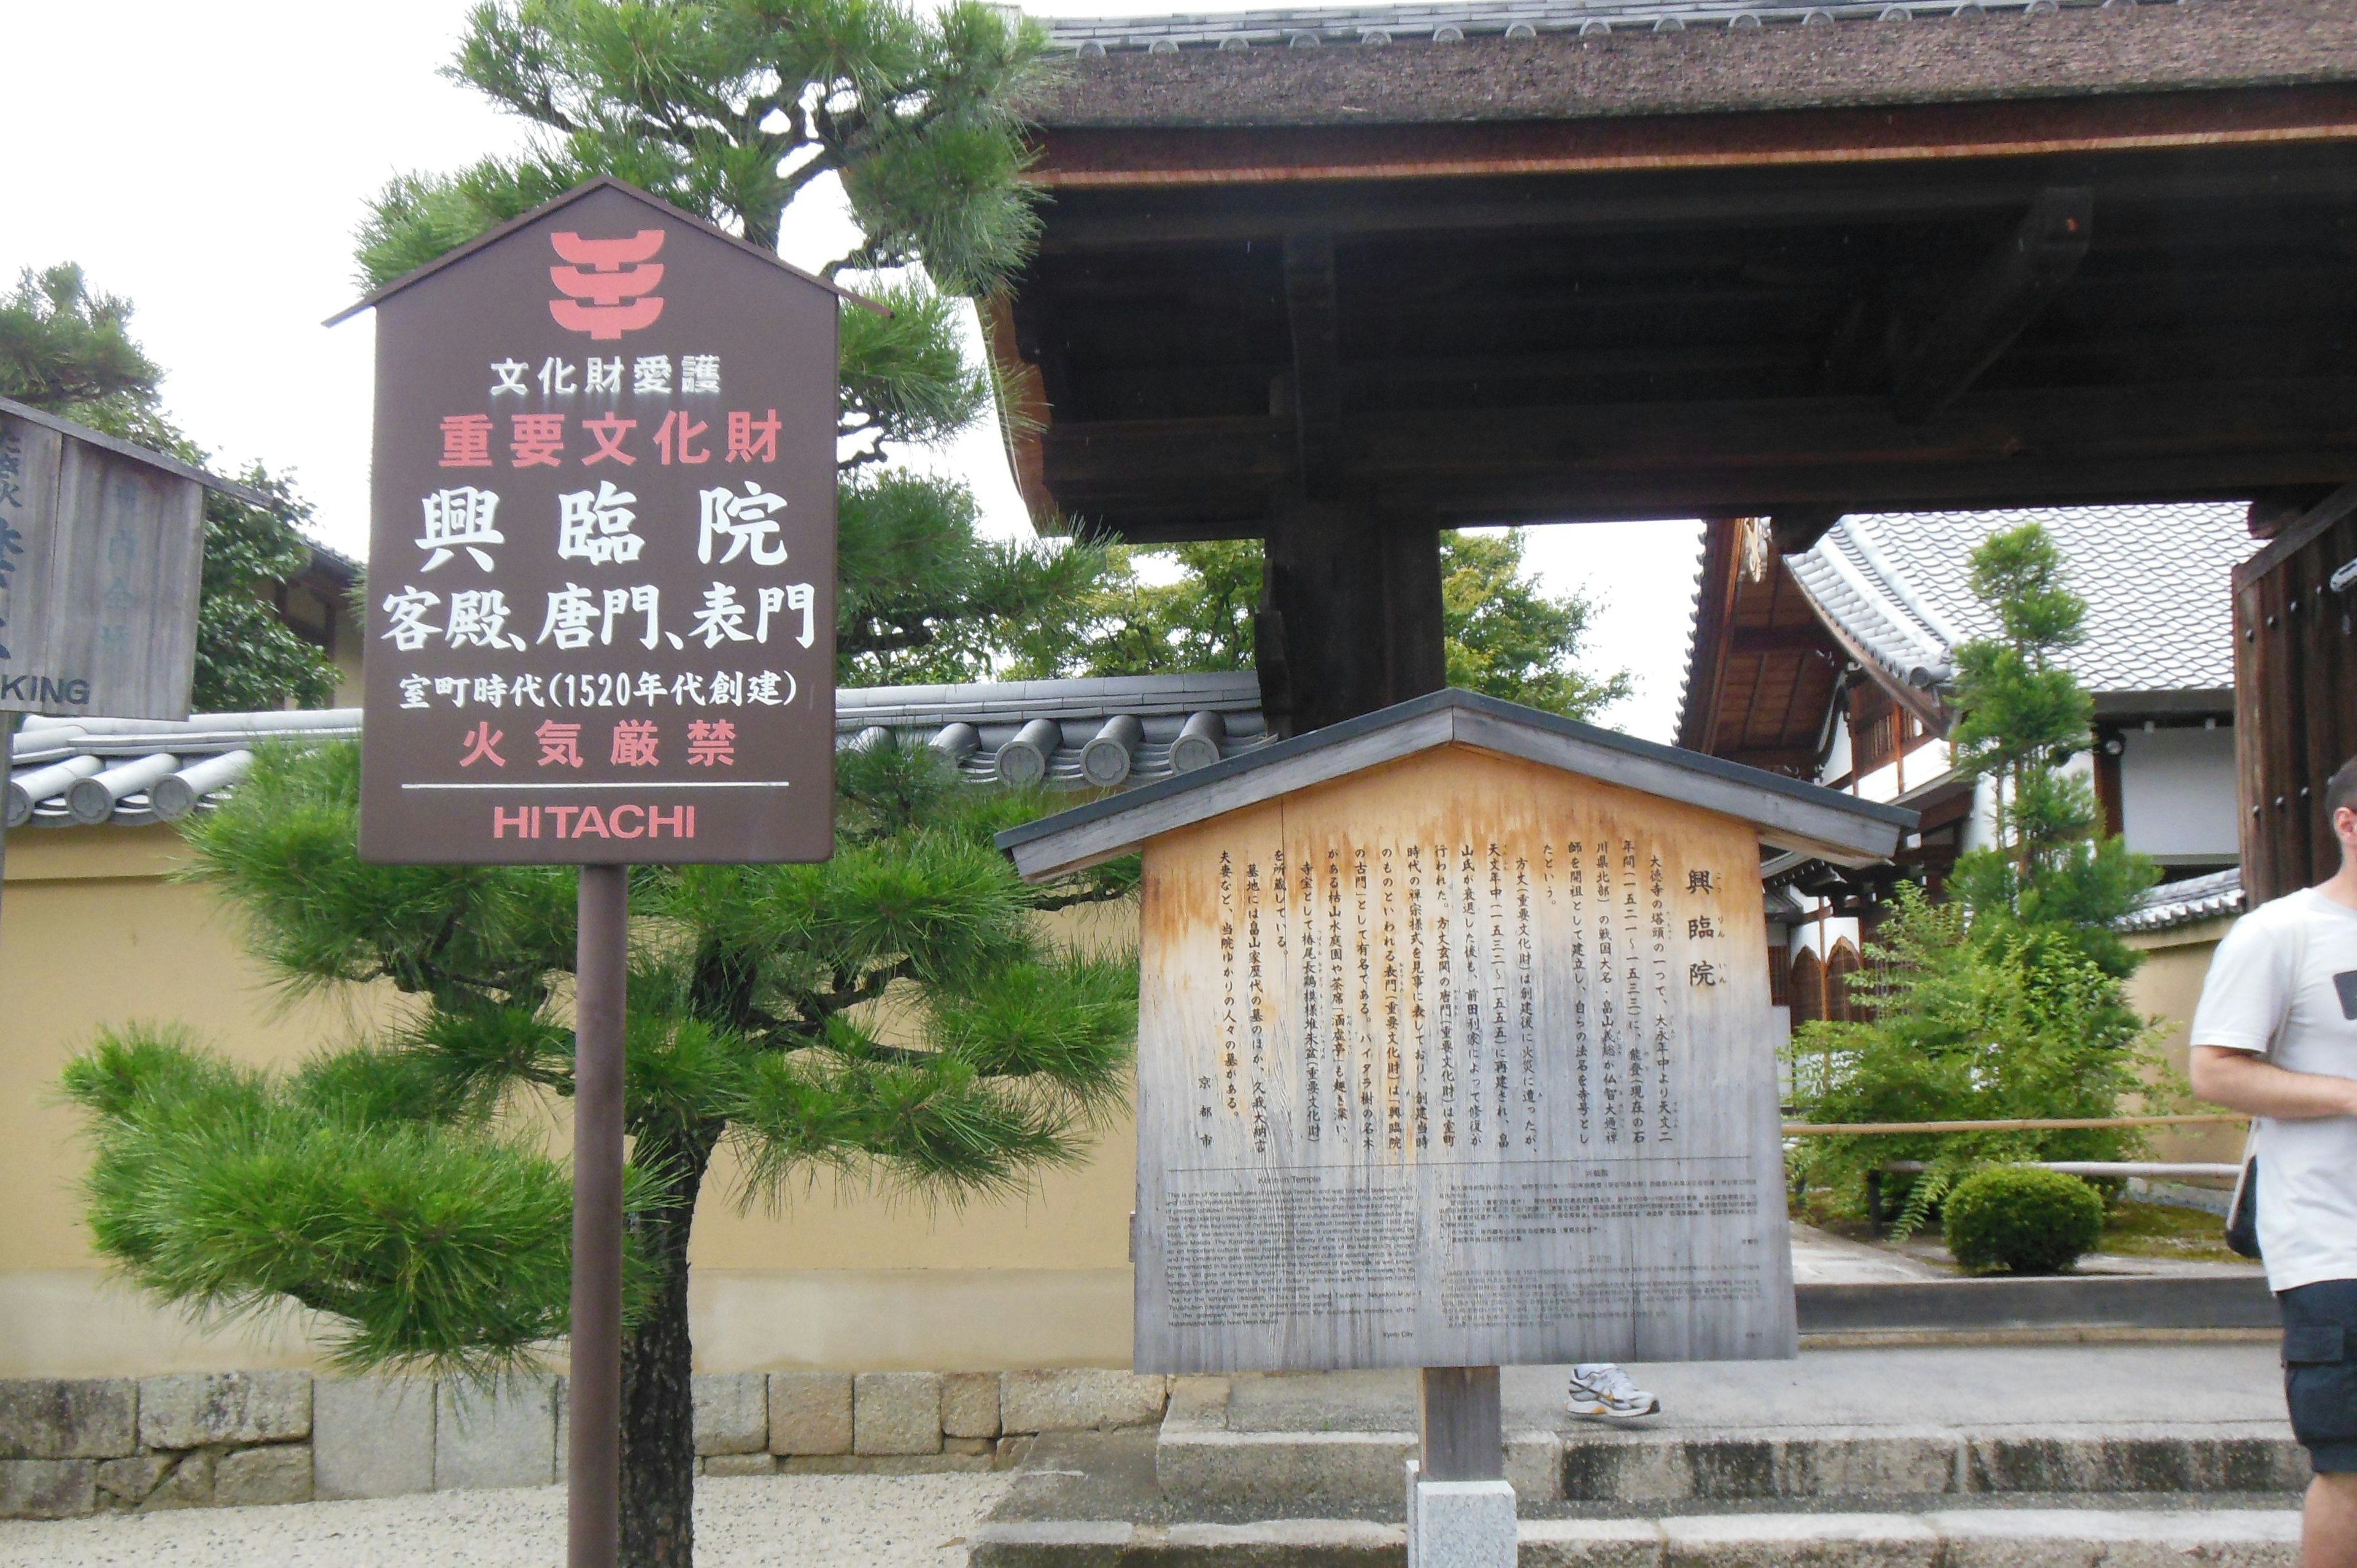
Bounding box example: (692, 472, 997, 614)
(1158, 1421, 2308, 1513)
(969, 1507, 2305, 1567)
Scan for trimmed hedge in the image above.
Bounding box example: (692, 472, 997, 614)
(1943, 1165, 2106, 1275)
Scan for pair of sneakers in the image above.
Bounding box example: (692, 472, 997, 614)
(1565, 1363, 1660, 1421)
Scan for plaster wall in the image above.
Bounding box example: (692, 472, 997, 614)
(2119, 726, 2239, 861)
(0, 827, 1142, 1378)
(2123, 915, 2245, 1166)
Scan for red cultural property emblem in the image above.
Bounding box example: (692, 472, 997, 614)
(549, 230, 667, 339)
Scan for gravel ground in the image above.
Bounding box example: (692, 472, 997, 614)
(0, 1473, 1012, 1567)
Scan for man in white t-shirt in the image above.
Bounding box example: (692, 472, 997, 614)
(2191, 759, 2357, 1568)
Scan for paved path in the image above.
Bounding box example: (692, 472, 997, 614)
(0, 1472, 1013, 1568)
(1222, 1341, 2289, 1435)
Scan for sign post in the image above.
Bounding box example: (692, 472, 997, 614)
(335, 177, 856, 1568)
(998, 692, 1914, 1567)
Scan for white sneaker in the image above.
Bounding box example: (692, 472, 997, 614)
(1566, 1364, 1660, 1421)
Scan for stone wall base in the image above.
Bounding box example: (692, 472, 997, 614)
(1, 1368, 1169, 1518)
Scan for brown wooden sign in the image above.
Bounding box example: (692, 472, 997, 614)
(345, 179, 846, 865)
(0, 398, 210, 722)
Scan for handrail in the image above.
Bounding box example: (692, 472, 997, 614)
(1782, 1113, 2247, 1136)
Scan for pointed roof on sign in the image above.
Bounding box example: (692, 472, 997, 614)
(323, 175, 882, 327)
(996, 687, 1916, 882)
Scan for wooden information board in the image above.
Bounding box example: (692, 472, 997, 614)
(1129, 743, 1797, 1372)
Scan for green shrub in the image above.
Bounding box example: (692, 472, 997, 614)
(1943, 1165, 2106, 1274)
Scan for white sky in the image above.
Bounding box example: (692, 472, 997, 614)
(3, 0, 1703, 740)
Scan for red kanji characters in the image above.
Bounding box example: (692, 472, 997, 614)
(686, 719, 737, 767)
(510, 413, 566, 467)
(611, 719, 660, 767)
(654, 410, 710, 465)
(536, 720, 584, 768)
(582, 414, 637, 466)
(460, 720, 506, 768)
(439, 414, 494, 468)
(725, 409, 780, 465)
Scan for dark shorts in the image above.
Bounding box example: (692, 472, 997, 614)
(2282, 1279, 2357, 1473)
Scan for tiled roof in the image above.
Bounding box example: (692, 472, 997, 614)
(1786, 503, 2251, 704)
(6, 674, 1272, 831)
(1049, 0, 2079, 53)
(2117, 865, 2244, 933)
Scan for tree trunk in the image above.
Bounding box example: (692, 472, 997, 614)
(618, 1122, 720, 1568)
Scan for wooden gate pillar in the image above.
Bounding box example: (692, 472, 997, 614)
(1259, 492, 1445, 736)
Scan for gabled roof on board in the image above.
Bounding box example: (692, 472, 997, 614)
(1025, 0, 2357, 127)
(0, 395, 273, 508)
(324, 176, 878, 328)
(996, 686, 1915, 882)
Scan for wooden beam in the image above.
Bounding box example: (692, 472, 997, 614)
(1040, 377, 2357, 526)
(1283, 231, 1341, 496)
(1769, 509, 1845, 557)
(1732, 628, 1838, 657)
(1891, 188, 2092, 425)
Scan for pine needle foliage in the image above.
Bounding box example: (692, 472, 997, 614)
(1787, 523, 2169, 1234)
(63, 735, 1134, 1562)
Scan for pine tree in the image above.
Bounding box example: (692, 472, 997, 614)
(0, 265, 337, 713)
(63, 7, 1135, 1565)
(1788, 522, 2166, 1233)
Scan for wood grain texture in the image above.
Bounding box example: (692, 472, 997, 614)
(1132, 743, 1797, 1374)
(0, 415, 203, 721)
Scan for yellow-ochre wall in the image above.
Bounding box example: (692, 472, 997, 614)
(2124, 915, 2245, 1167)
(0, 825, 1142, 1378)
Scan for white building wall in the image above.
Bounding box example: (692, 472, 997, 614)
(2119, 725, 2239, 860)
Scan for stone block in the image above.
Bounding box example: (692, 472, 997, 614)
(137, 1371, 311, 1450)
(945, 1435, 995, 1458)
(692, 1373, 768, 1456)
(215, 1445, 312, 1507)
(1409, 1476, 1516, 1568)
(435, 1375, 557, 1491)
(0, 1379, 137, 1459)
(95, 1455, 173, 1507)
(0, 1458, 96, 1520)
(1927, 1507, 2303, 1568)
(1662, 1512, 1940, 1568)
(141, 1451, 214, 1511)
(1521, 1519, 1668, 1568)
(768, 1372, 853, 1456)
(942, 1372, 1002, 1439)
(313, 1377, 436, 1500)
(703, 1452, 780, 1478)
(853, 1371, 942, 1456)
(1000, 1369, 1168, 1434)
(1505, 1429, 1563, 1504)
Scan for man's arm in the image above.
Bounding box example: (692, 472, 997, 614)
(2189, 1045, 2357, 1120)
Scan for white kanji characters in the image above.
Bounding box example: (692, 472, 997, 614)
(416, 487, 504, 571)
(670, 672, 705, 705)
(536, 357, 578, 396)
(698, 482, 789, 566)
(381, 586, 441, 650)
(746, 670, 785, 705)
(632, 355, 673, 395)
(556, 481, 643, 566)
(600, 585, 660, 649)
(444, 589, 519, 650)
(489, 358, 530, 396)
(538, 583, 599, 650)
(634, 672, 665, 705)
(689, 582, 752, 647)
(754, 582, 816, 647)
(399, 674, 431, 709)
(680, 353, 721, 395)
(706, 670, 743, 706)
(586, 357, 623, 396)
(473, 674, 509, 707)
(510, 673, 546, 706)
